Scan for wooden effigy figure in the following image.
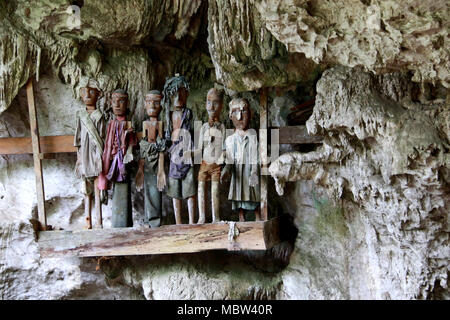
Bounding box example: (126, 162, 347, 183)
(74, 81, 107, 229)
(221, 98, 261, 222)
(135, 91, 167, 228)
(162, 74, 196, 225)
(195, 88, 226, 224)
(99, 89, 136, 228)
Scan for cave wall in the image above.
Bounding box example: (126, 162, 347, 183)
(0, 0, 448, 299)
(270, 66, 449, 299)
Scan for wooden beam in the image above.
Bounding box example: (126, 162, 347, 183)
(37, 218, 281, 258)
(259, 88, 268, 221)
(0, 135, 77, 155)
(0, 133, 145, 155)
(275, 125, 323, 144)
(0, 127, 321, 156)
(26, 78, 47, 231)
(0, 126, 321, 155)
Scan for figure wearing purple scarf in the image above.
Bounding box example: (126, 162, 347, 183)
(163, 75, 196, 225)
(168, 107, 193, 179)
(100, 89, 136, 228)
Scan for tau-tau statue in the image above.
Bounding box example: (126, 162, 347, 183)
(100, 89, 137, 228)
(221, 98, 261, 222)
(135, 91, 167, 228)
(195, 88, 226, 224)
(163, 74, 196, 224)
(74, 81, 107, 229)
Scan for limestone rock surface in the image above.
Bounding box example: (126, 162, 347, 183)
(270, 67, 449, 299)
(257, 0, 449, 87)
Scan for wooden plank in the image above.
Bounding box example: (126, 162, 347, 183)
(0, 135, 76, 155)
(0, 126, 320, 155)
(259, 88, 268, 221)
(37, 218, 280, 258)
(275, 125, 323, 144)
(0, 133, 144, 155)
(26, 78, 47, 231)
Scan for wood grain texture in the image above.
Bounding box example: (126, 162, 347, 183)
(0, 127, 320, 156)
(0, 133, 144, 155)
(26, 79, 47, 230)
(37, 218, 280, 258)
(0, 135, 77, 154)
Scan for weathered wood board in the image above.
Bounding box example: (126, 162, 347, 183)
(0, 127, 320, 156)
(0, 135, 76, 155)
(38, 218, 280, 258)
(26, 79, 47, 230)
(0, 133, 146, 155)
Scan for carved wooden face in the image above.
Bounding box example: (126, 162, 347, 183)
(145, 94, 162, 117)
(206, 89, 223, 121)
(111, 93, 128, 116)
(230, 99, 251, 131)
(80, 87, 100, 106)
(172, 87, 189, 108)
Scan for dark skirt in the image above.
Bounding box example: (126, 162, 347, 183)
(111, 180, 133, 228)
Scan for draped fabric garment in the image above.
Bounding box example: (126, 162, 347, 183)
(74, 109, 106, 179)
(100, 117, 137, 189)
(139, 136, 166, 171)
(167, 108, 193, 179)
(139, 134, 167, 228)
(224, 130, 260, 203)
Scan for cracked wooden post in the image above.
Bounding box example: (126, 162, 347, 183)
(259, 87, 268, 221)
(26, 78, 47, 231)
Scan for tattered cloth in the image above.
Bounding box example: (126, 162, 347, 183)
(74, 109, 106, 179)
(100, 117, 136, 188)
(167, 108, 194, 179)
(223, 130, 260, 204)
(139, 136, 167, 171)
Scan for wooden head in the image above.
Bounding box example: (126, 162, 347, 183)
(206, 88, 224, 122)
(145, 90, 162, 118)
(229, 98, 251, 131)
(79, 86, 101, 108)
(111, 89, 129, 116)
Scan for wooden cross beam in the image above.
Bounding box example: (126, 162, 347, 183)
(0, 135, 76, 155)
(0, 126, 320, 156)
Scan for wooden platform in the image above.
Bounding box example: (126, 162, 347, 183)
(37, 218, 280, 258)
